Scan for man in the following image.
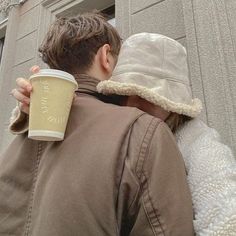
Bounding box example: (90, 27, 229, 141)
(0, 12, 194, 235)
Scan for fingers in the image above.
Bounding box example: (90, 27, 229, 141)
(19, 102, 29, 115)
(17, 87, 30, 96)
(11, 88, 30, 105)
(16, 65, 40, 93)
(16, 77, 32, 93)
(30, 65, 40, 74)
(10, 65, 40, 115)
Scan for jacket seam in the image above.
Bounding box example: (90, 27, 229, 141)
(115, 112, 146, 235)
(141, 196, 157, 236)
(142, 172, 165, 235)
(127, 116, 158, 213)
(135, 119, 165, 235)
(135, 118, 160, 179)
(125, 113, 151, 213)
(23, 141, 44, 236)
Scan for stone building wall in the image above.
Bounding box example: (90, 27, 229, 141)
(116, 0, 236, 155)
(0, 0, 8, 11)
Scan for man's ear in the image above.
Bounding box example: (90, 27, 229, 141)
(100, 44, 112, 72)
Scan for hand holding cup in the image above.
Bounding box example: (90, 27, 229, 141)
(11, 65, 40, 114)
(28, 68, 78, 141)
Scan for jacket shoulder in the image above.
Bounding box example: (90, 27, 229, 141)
(118, 114, 194, 235)
(69, 95, 148, 129)
(126, 114, 179, 176)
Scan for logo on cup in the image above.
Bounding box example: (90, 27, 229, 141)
(39, 79, 71, 124)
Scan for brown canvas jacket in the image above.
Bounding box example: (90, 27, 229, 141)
(0, 76, 194, 236)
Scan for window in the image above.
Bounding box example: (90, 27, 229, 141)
(0, 37, 4, 64)
(0, 19, 7, 65)
(101, 5, 115, 27)
(56, 1, 115, 20)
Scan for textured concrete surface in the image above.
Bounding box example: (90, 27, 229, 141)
(0, 7, 20, 153)
(182, 0, 236, 155)
(115, 0, 131, 39)
(15, 31, 37, 65)
(131, 0, 185, 40)
(17, 6, 39, 39)
(130, 0, 163, 14)
(0, 0, 9, 13)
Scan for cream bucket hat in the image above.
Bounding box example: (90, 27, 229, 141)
(97, 33, 202, 117)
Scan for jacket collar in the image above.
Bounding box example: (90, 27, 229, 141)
(75, 74, 122, 105)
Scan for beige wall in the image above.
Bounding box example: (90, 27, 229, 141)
(182, 0, 236, 155)
(0, 0, 40, 153)
(0, 0, 235, 155)
(116, 0, 236, 155)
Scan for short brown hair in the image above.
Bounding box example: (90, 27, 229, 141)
(39, 12, 121, 74)
(165, 113, 192, 133)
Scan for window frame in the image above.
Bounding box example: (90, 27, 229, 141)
(101, 5, 115, 27)
(0, 37, 5, 64)
(0, 18, 7, 66)
(101, 5, 115, 20)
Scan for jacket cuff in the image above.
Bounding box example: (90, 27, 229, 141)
(9, 104, 29, 134)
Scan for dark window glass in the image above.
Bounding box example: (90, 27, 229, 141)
(0, 37, 5, 64)
(101, 5, 115, 20)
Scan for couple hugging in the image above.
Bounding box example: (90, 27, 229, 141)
(1, 11, 235, 236)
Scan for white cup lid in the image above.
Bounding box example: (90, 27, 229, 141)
(29, 69, 78, 89)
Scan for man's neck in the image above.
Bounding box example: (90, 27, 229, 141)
(85, 67, 109, 81)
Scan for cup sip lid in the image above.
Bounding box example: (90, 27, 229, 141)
(29, 69, 78, 89)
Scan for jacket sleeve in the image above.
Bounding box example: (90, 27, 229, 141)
(184, 128, 236, 235)
(119, 116, 194, 236)
(8, 104, 29, 134)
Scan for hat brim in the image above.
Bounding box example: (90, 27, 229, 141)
(97, 80, 202, 118)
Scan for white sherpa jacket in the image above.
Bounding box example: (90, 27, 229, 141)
(176, 118, 236, 235)
(8, 107, 236, 235)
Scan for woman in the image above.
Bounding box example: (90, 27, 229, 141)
(97, 33, 236, 235)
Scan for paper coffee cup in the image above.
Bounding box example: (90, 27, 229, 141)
(28, 69, 78, 141)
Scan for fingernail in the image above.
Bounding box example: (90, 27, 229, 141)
(30, 65, 40, 73)
(30, 66, 36, 72)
